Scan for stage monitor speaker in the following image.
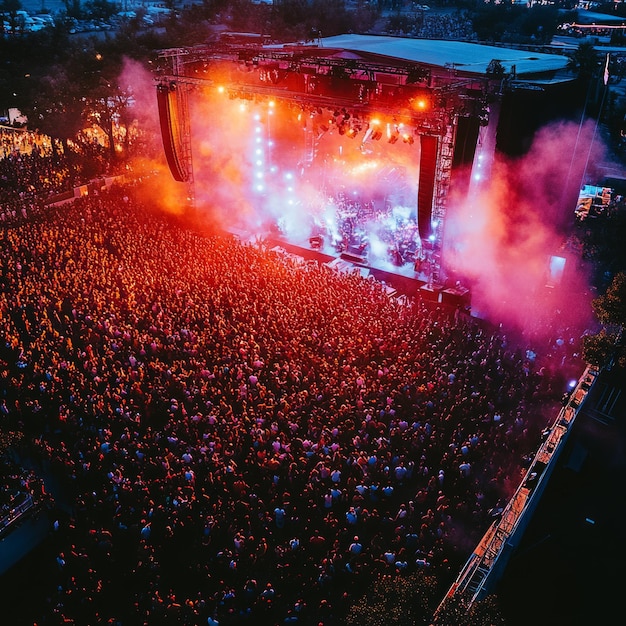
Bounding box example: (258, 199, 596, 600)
(157, 84, 190, 183)
(419, 283, 442, 303)
(309, 236, 323, 249)
(340, 251, 367, 265)
(441, 287, 470, 309)
(417, 135, 438, 240)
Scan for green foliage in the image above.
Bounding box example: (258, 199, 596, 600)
(592, 271, 626, 327)
(260, 0, 378, 40)
(83, 0, 116, 20)
(0, 0, 21, 11)
(516, 6, 559, 43)
(346, 573, 438, 626)
(582, 272, 626, 368)
(567, 41, 601, 80)
(0, 0, 22, 19)
(26, 66, 85, 143)
(162, 9, 219, 46)
(472, 5, 517, 42)
(387, 10, 420, 35)
(62, 0, 82, 20)
(610, 29, 626, 47)
(471, 4, 559, 44)
(0, 0, 24, 34)
(0, 26, 71, 110)
(582, 329, 620, 368)
(17, 35, 136, 147)
(602, 90, 626, 158)
(486, 59, 505, 77)
(433, 592, 507, 626)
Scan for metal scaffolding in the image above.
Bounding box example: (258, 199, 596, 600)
(154, 42, 496, 281)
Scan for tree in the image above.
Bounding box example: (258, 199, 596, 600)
(592, 271, 626, 327)
(346, 574, 508, 626)
(62, 0, 82, 20)
(432, 592, 507, 626)
(0, 25, 72, 114)
(346, 573, 439, 626)
(582, 329, 620, 369)
(26, 66, 85, 152)
(582, 272, 626, 367)
(567, 41, 600, 80)
(0, 0, 23, 36)
(84, 79, 135, 160)
(486, 59, 505, 77)
(517, 5, 560, 44)
(471, 5, 524, 42)
(83, 0, 116, 20)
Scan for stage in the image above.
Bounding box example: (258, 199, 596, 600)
(227, 223, 472, 309)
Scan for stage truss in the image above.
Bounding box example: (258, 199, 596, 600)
(155, 38, 498, 285)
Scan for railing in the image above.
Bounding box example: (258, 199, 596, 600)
(435, 364, 599, 616)
(0, 492, 36, 534)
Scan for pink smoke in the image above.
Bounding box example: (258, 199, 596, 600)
(444, 118, 603, 340)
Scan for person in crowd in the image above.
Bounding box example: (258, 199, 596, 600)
(0, 179, 585, 624)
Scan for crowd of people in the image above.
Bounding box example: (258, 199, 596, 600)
(0, 127, 113, 225)
(0, 178, 583, 625)
(386, 10, 477, 41)
(415, 11, 476, 41)
(0, 126, 48, 160)
(0, 463, 46, 533)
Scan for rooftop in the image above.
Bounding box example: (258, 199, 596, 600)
(291, 34, 572, 78)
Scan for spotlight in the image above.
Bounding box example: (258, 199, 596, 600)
(402, 133, 414, 145)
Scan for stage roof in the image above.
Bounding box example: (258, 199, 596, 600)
(286, 34, 572, 79)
